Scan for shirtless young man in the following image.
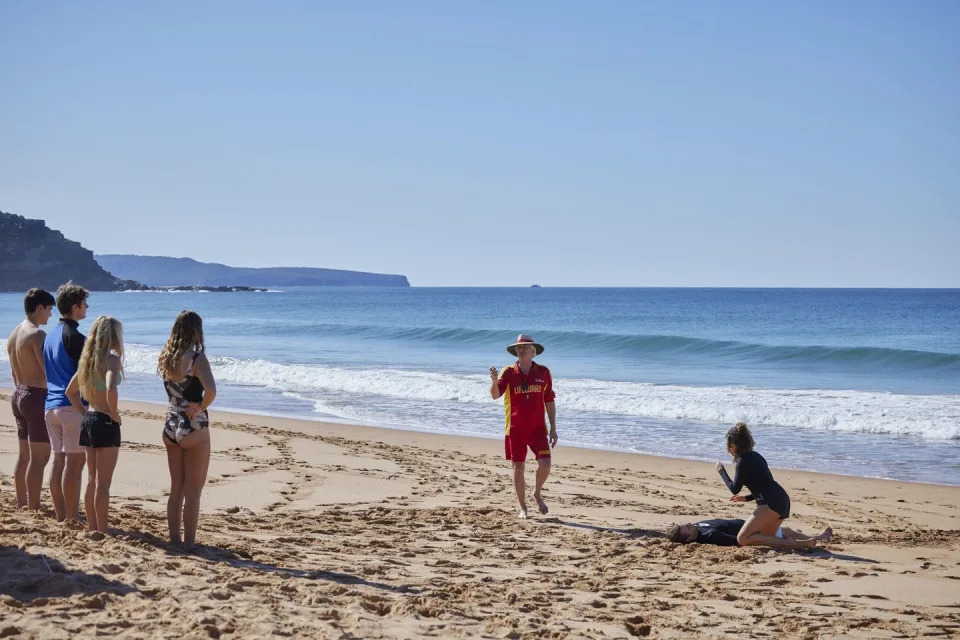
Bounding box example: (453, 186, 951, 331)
(6, 288, 56, 509)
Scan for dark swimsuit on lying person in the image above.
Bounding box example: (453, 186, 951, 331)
(163, 352, 208, 444)
(718, 450, 791, 519)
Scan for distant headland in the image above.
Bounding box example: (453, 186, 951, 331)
(96, 255, 411, 288)
(0, 209, 410, 292)
(1, 210, 145, 292)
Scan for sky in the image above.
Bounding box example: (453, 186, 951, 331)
(1, 1, 958, 287)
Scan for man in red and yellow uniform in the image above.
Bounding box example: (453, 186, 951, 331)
(489, 334, 558, 519)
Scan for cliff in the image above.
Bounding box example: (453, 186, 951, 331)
(95, 255, 411, 288)
(0, 211, 145, 292)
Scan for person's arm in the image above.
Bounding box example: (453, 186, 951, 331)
(6, 334, 17, 385)
(65, 374, 85, 415)
(545, 403, 557, 447)
(718, 458, 745, 495)
(31, 332, 46, 378)
(185, 353, 217, 418)
(489, 366, 508, 400)
(543, 368, 557, 446)
(105, 356, 122, 423)
(698, 527, 741, 547)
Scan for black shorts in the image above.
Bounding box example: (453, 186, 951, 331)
(758, 492, 791, 520)
(79, 412, 121, 448)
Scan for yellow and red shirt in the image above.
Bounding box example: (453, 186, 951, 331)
(497, 361, 555, 435)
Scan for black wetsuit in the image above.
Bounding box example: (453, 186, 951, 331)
(719, 450, 791, 519)
(695, 519, 746, 546)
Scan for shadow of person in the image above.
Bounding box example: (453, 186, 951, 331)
(0, 546, 138, 603)
(538, 517, 668, 539)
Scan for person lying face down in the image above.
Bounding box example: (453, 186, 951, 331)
(667, 518, 832, 548)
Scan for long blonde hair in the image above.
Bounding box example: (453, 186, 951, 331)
(77, 316, 125, 398)
(157, 310, 205, 380)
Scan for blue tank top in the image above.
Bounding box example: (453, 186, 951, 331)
(44, 321, 84, 411)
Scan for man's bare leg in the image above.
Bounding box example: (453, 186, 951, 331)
(14, 440, 29, 508)
(512, 461, 527, 518)
(50, 453, 66, 521)
(533, 458, 551, 514)
(26, 442, 51, 510)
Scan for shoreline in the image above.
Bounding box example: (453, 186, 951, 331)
(2, 391, 960, 637)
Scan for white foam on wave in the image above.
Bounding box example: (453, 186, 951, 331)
(112, 344, 960, 441)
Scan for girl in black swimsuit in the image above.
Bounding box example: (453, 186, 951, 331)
(157, 311, 217, 550)
(716, 423, 817, 550)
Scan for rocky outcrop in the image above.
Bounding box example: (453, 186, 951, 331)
(0, 210, 147, 292)
(95, 255, 411, 288)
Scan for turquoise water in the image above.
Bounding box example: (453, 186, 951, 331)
(2, 287, 958, 484)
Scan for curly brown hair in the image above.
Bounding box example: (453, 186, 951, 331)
(56, 281, 89, 316)
(725, 422, 755, 459)
(157, 311, 205, 380)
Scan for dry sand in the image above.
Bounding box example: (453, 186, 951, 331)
(1, 390, 959, 639)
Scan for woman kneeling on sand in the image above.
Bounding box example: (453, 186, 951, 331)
(66, 316, 125, 534)
(714, 422, 815, 550)
(158, 311, 217, 551)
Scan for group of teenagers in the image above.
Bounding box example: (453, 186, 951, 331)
(6, 285, 216, 550)
(7, 288, 830, 552)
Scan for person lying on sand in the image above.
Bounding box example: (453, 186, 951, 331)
(667, 517, 832, 548)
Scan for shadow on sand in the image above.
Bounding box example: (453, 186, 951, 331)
(0, 546, 138, 603)
(112, 527, 420, 594)
(540, 517, 668, 539)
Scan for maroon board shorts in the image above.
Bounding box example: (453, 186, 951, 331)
(12, 385, 49, 443)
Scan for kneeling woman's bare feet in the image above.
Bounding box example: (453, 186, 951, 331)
(817, 527, 833, 543)
(799, 538, 819, 549)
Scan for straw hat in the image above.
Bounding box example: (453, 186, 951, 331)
(506, 334, 544, 356)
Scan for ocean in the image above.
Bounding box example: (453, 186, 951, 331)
(2, 287, 958, 485)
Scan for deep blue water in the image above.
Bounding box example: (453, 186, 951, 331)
(2, 287, 958, 484)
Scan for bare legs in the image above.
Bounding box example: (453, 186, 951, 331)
(512, 461, 527, 517)
(50, 453, 65, 519)
(14, 440, 29, 508)
(63, 453, 85, 521)
(512, 458, 552, 518)
(84, 446, 119, 533)
(164, 428, 210, 550)
(737, 505, 818, 550)
(26, 442, 51, 510)
(781, 526, 832, 544)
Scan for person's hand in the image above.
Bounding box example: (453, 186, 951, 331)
(549, 428, 558, 448)
(489, 366, 499, 382)
(729, 495, 746, 503)
(715, 461, 724, 473)
(185, 403, 202, 419)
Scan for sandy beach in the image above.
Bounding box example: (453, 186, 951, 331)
(1, 390, 959, 639)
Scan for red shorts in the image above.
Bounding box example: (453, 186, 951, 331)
(504, 429, 551, 463)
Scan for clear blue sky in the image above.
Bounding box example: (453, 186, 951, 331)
(1, 1, 957, 286)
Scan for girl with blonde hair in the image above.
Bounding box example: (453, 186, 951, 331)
(65, 315, 124, 533)
(158, 310, 217, 550)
